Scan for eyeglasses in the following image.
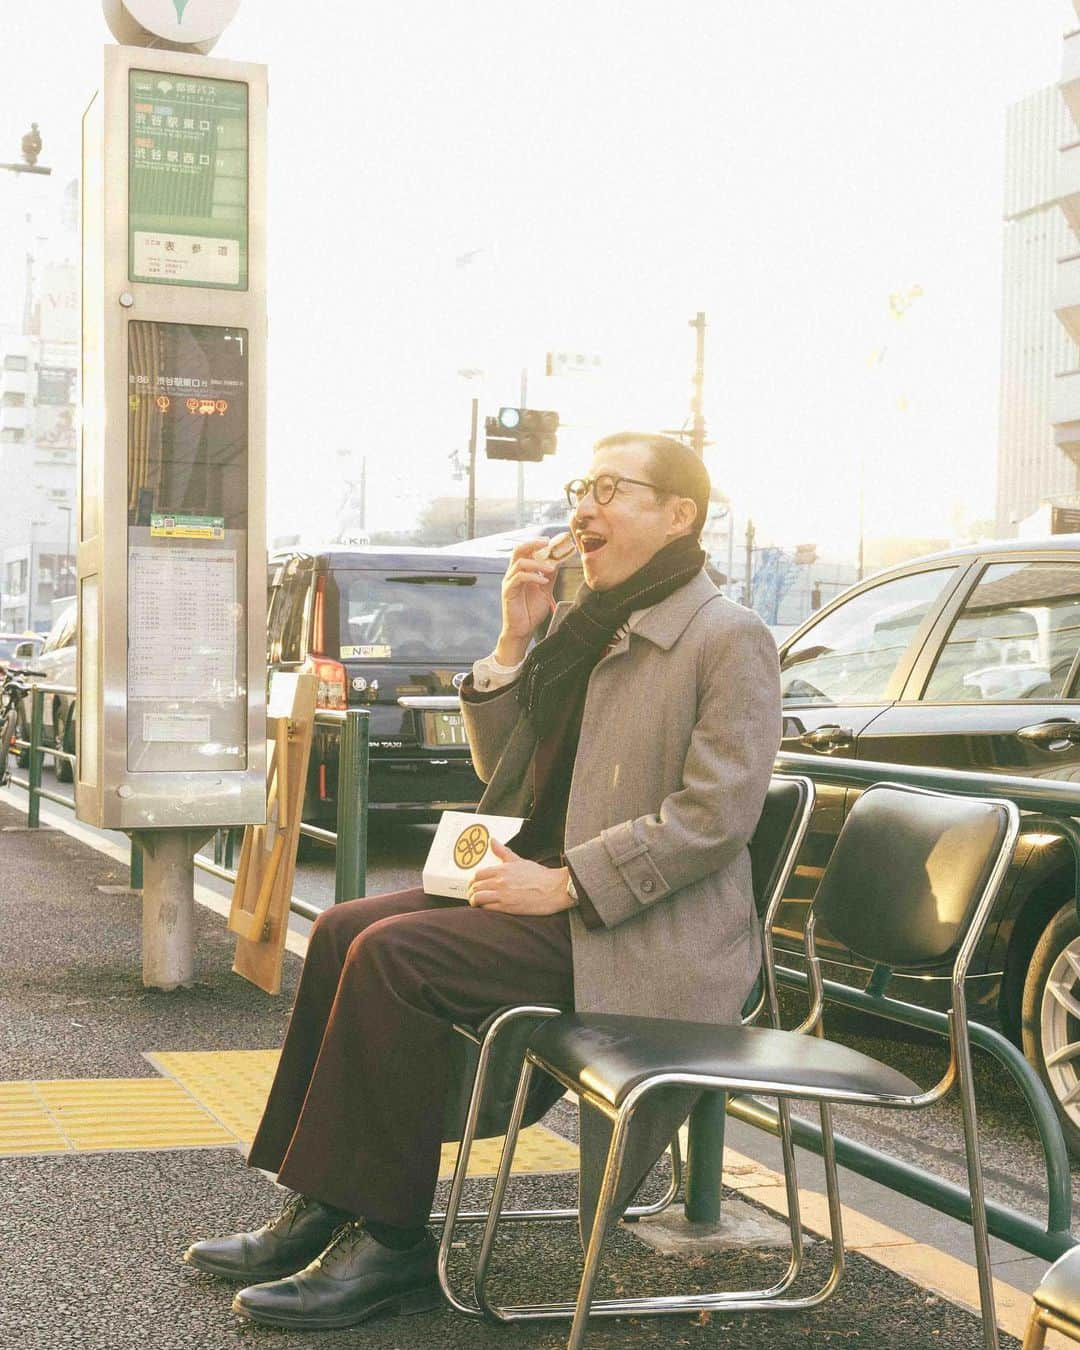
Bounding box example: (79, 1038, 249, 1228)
(564, 474, 661, 508)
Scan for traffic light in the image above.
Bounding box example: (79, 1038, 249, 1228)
(484, 407, 559, 461)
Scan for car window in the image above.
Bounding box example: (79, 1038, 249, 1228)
(332, 572, 503, 662)
(781, 567, 957, 706)
(921, 561, 1080, 702)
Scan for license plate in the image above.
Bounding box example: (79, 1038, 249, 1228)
(422, 711, 468, 748)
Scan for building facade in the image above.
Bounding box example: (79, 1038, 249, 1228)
(996, 85, 1080, 535)
(0, 174, 79, 632)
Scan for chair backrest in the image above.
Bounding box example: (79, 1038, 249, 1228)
(749, 775, 814, 917)
(812, 783, 1014, 972)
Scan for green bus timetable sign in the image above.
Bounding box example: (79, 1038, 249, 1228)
(128, 69, 248, 290)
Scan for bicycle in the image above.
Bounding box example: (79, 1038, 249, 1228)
(0, 667, 42, 787)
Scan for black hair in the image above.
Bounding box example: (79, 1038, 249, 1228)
(593, 431, 710, 539)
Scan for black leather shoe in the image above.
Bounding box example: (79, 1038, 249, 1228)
(182, 1194, 350, 1282)
(232, 1221, 441, 1329)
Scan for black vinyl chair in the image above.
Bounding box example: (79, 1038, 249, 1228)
(435, 773, 816, 1315)
(474, 783, 1020, 1350)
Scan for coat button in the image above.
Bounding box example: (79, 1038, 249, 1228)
(640, 878, 655, 894)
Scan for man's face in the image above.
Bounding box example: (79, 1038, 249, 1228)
(570, 442, 693, 591)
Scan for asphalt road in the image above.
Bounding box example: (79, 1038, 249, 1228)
(14, 760, 1080, 1240)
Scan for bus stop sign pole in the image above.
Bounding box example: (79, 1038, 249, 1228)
(79, 9, 267, 989)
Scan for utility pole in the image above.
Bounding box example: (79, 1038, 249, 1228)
(744, 518, 756, 610)
(466, 397, 478, 539)
(689, 311, 706, 458)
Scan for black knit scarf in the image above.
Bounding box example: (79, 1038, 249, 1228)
(517, 532, 706, 736)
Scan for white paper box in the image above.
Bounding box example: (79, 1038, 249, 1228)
(422, 811, 525, 901)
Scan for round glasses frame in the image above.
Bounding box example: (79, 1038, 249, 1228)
(563, 474, 660, 508)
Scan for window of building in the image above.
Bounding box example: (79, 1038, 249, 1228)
(3, 355, 28, 372)
(0, 427, 26, 444)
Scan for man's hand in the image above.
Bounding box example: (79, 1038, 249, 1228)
(468, 839, 575, 916)
(493, 540, 561, 667)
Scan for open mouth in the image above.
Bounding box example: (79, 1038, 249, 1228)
(577, 532, 607, 556)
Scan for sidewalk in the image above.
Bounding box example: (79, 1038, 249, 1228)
(0, 796, 1053, 1348)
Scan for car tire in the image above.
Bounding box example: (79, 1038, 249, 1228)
(55, 704, 75, 784)
(1021, 900, 1080, 1157)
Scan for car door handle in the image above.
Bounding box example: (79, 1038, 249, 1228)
(799, 724, 855, 753)
(1016, 718, 1080, 751)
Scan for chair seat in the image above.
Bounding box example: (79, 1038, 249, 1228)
(528, 1012, 921, 1108)
(1034, 1244, 1080, 1320)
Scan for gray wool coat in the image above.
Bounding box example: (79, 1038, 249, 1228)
(462, 569, 783, 1028)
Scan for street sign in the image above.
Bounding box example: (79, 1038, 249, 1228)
(103, 0, 241, 48)
(128, 68, 249, 289)
(545, 350, 602, 377)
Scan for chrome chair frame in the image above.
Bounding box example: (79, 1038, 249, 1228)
(434, 774, 816, 1318)
(473, 784, 1020, 1350)
(1021, 1247, 1080, 1348)
(434, 1005, 682, 1317)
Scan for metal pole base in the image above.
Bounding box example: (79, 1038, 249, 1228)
(136, 828, 214, 990)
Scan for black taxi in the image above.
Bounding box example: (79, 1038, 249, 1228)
(267, 547, 506, 832)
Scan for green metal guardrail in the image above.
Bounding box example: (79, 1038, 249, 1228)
(683, 749, 1080, 1261)
(4, 684, 371, 920)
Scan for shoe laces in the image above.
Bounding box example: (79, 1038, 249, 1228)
(267, 1192, 309, 1233)
(315, 1219, 366, 1269)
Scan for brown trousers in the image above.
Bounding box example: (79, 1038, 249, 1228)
(247, 887, 575, 1227)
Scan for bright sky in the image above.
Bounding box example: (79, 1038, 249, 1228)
(0, 1, 1073, 555)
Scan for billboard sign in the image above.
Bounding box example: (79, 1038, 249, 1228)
(38, 365, 76, 406)
(39, 264, 79, 343)
(35, 404, 77, 450)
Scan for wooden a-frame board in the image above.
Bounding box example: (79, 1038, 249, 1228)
(229, 671, 317, 994)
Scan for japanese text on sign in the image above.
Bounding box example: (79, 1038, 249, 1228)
(128, 69, 248, 290)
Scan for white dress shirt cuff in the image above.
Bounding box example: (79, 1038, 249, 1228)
(472, 651, 526, 692)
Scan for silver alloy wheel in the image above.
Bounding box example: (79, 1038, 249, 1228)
(1040, 934, 1080, 1131)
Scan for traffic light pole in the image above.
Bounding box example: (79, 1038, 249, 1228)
(466, 397, 478, 539)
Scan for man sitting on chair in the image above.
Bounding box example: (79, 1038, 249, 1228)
(183, 431, 781, 1332)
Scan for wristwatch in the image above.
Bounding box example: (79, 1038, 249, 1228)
(565, 874, 579, 905)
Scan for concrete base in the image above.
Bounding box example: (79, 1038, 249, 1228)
(626, 1200, 799, 1256)
(138, 827, 215, 990)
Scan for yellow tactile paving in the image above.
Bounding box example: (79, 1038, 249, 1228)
(1, 1049, 580, 1176)
(438, 1125, 579, 1179)
(0, 1081, 70, 1154)
(150, 1046, 579, 1175)
(149, 1049, 280, 1143)
(29, 1078, 235, 1151)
